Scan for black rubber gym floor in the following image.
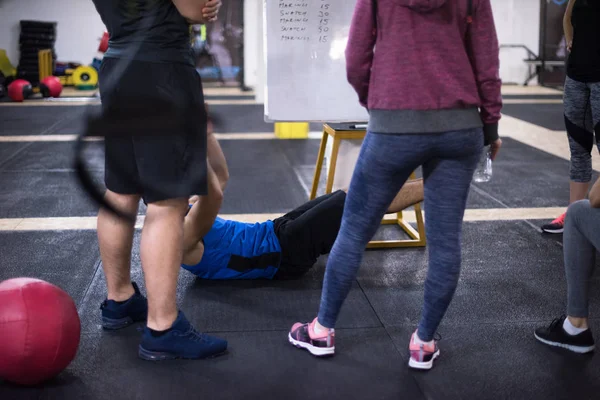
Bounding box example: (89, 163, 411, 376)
(1, 100, 599, 399)
(502, 103, 565, 131)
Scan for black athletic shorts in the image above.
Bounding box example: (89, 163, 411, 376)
(99, 57, 208, 203)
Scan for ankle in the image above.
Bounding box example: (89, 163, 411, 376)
(107, 283, 135, 302)
(147, 312, 178, 331)
(568, 316, 588, 329)
(414, 331, 434, 345)
(313, 319, 331, 334)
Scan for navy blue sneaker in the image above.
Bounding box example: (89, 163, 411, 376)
(100, 282, 148, 330)
(138, 311, 228, 361)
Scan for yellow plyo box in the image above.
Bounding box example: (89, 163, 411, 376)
(274, 122, 309, 139)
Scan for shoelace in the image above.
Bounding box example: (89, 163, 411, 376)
(548, 315, 566, 331)
(182, 326, 208, 343)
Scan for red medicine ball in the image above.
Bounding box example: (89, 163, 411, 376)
(0, 278, 81, 386)
(7, 79, 32, 102)
(40, 76, 63, 98)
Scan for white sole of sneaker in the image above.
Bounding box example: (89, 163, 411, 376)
(288, 333, 335, 357)
(541, 228, 564, 234)
(534, 332, 595, 354)
(408, 349, 440, 370)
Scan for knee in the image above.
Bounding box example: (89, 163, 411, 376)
(566, 200, 592, 226)
(104, 190, 141, 214)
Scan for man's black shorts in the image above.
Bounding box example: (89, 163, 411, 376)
(99, 57, 208, 203)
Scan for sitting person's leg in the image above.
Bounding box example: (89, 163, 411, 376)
(274, 190, 347, 279)
(535, 199, 598, 353)
(388, 178, 424, 213)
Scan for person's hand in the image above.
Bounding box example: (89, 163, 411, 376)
(202, 0, 222, 22)
(567, 40, 573, 52)
(490, 138, 502, 161)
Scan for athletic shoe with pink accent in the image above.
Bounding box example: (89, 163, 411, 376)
(408, 331, 441, 370)
(541, 212, 566, 234)
(288, 318, 335, 357)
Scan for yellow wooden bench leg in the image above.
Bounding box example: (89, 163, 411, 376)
(413, 201, 426, 246)
(325, 138, 341, 195)
(310, 130, 328, 200)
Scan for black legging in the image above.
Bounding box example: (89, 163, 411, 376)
(273, 191, 346, 279)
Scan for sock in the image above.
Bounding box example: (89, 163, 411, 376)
(312, 319, 330, 336)
(149, 327, 173, 338)
(563, 318, 587, 336)
(413, 331, 434, 346)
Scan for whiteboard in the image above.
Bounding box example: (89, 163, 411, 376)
(263, 0, 369, 122)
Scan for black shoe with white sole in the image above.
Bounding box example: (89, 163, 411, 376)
(540, 213, 565, 234)
(534, 315, 595, 354)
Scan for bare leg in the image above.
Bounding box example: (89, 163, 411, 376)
(141, 198, 188, 330)
(341, 178, 424, 214)
(570, 181, 590, 204)
(568, 316, 589, 329)
(387, 178, 424, 213)
(98, 190, 140, 302)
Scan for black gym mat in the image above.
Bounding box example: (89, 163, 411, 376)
(388, 321, 600, 399)
(44, 110, 96, 136)
(0, 143, 32, 168)
(218, 140, 308, 213)
(0, 327, 424, 400)
(358, 220, 600, 325)
(0, 171, 101, 218)
(0, 106, 75, 135)
(502, 103, 565, 131)
(0, 231, 100, 307)
(1, 141, 104, 172)
(275, 137, 321, 167)
(0, 141, 104, 218)
(208, 104, 273, 133)
(208, 104, 322, 134)
(358, 220, 600, 398)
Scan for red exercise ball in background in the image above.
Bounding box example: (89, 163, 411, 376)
(40, 76, 63, 98)
(7, 79, 33, 102)
(0, 278, 81, 386)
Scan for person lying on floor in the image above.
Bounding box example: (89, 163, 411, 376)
(180, 179, 424, 280)
(535, 176, 600, 353)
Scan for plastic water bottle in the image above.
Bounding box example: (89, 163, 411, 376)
(472, 145, 492, 183)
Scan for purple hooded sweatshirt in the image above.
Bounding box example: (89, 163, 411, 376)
(346, 0, 502, 142)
